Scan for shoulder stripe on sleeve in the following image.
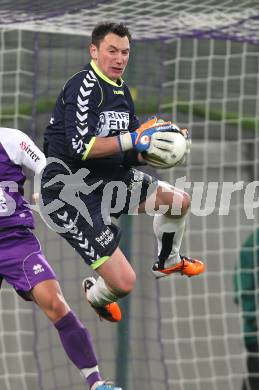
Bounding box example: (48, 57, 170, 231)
(76, 70, 97, 136)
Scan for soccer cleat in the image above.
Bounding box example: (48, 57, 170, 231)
(93, 381, 122, 390)
(82, 277, 122, 322)
(152, 255, 205, 278)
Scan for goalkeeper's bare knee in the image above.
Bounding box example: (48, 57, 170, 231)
(109, 270, 136, 297)
(156, 182, 191, 218)
(87, 272, 136, 308)
(173, 191, 191, 217)
(94, 248, 136, 301)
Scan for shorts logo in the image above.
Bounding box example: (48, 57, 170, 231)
(33, 264, 45, 275)
(95, 227, 114, 248)
(113, 89, 124, 95)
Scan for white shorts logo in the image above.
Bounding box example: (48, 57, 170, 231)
(33, 264, 45, 275)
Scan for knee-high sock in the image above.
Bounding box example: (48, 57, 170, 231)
(86, 276, 118, 307)
(153, 214, 186, 265)
(54, 311, 101, 388)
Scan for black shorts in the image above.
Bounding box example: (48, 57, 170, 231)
(40, 167, 158, 269)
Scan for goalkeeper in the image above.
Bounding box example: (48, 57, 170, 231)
(41, 21, 205, 326)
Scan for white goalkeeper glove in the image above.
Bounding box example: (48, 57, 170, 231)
(141, 129, 189, 168)
(146, 132, 178, 164)
(118, 117, 176, 152)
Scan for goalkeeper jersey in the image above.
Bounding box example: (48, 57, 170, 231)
(43, 60, 140, 177)
(0, 128, 46, 229)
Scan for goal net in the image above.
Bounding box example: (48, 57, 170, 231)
(0, 1, 259, 390)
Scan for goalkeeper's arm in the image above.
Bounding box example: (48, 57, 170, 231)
(84, 117, 175, 159)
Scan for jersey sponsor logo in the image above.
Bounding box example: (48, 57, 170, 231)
(113, 89, 124, 95)
(96, 111, 130, 136)
(20, 141, 40, 162)
(33, 264, 45, 275)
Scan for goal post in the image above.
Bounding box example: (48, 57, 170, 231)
(0, 2, 259, 390)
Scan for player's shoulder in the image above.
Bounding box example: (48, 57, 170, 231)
(0, 128, 31, 161)
(123, 81, 130, 92)
(64, 64, 98, 90)
(122, 82, 133, 99)
(122, 83, 135, 109)
(62, 65, 100, 104)
(124, 82, 133, 96)
(0, 127, 29, 143)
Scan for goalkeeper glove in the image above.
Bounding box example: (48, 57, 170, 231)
(118, 117, 176, 152)
(179, 128, 192, 154)
(142, 131, 187, 168)
(147, 131, 180, 160)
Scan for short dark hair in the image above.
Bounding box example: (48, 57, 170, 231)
(91, 22, 132, 47)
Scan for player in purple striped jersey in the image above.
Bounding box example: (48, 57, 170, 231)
(0, 127, 121, 390)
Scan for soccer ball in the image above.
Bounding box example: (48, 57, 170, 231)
(142, 130, 187, 169)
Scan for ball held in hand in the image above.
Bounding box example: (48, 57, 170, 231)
(142, 128, 187, 169)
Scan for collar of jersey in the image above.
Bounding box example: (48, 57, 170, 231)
(90, 60, 124, 87)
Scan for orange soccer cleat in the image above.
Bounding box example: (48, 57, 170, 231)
(152, 255, 205, 279)
(82, 277, 122, 322)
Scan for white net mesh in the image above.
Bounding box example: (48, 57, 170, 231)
(158, 37, 259, 389)
(0, 1, 259, 389)
(0, 0, 259, 42)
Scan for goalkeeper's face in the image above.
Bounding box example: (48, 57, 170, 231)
(90, 33, 130, 81)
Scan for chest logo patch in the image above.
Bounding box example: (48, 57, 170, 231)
(96, 111, 130, 136)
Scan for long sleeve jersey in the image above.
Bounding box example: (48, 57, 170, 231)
(0, 128, 46, 229)
(44, 60, 140, 178)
